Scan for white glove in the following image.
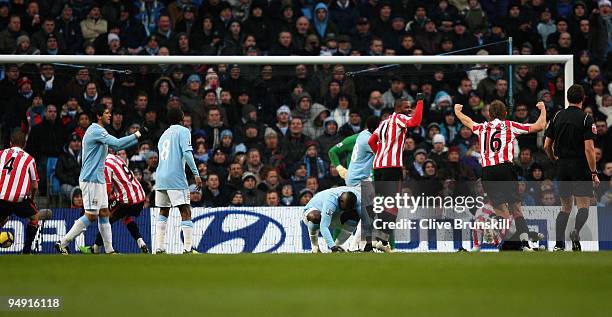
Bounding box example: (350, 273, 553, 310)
(134, 131, 142, 138)
(336, 165, 347, 179)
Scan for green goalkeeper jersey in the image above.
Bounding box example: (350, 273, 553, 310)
(328, 134, 358, 168)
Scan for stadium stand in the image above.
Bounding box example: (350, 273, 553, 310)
(0, 0, 610, 208)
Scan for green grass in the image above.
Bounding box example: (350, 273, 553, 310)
(2, 253, 612, 317)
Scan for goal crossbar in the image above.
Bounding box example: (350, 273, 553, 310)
(0, 54, 573, 107)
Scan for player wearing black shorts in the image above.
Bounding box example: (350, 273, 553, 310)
(0, 199, 39, 253)
(544, 84, 599, 252)
(456, 100, 547, 251)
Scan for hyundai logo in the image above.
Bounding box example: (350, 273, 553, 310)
(193, 210, 286, 253)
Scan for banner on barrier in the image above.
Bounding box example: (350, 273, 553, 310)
(0, 206, 610, 254)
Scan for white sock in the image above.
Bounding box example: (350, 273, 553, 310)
(137, 238, 146, 248)
(98, 217, 114, 253)
(61, 215, 90, 247)
(92, 244, 101, 254)
(181, 220, 193, 251)
(155, 215, 168, 252)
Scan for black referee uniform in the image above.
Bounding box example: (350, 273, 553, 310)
(544, 107, 596, 197)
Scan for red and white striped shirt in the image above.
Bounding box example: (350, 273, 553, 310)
(472, 119, 531, 168)
(369, 100, 423, 169)
(104, 154, 145, 205)
(0, 147, 38, 202)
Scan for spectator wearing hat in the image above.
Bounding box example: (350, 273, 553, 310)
(222, 64, 251, 100)
(179, 74, 204, 120)
(55, 4, 84, 53)
(0, 14, 27, 54)
(383, 14, 407, 51)
(242, 4, 272, 51)
(25, 92, 46, 129)
(241, 171, 264, 206)
(431, 0, 460, 25)
(202, 172, 230, 207)
(208, 148, 229, 181)
(141, 107, 166, 145)
(302, 140, 328, 180)
(189, 184, 206, 207)
(142, 150, 159, 187)
(312, 3, 337, 40)
(451, 18, 478, 52)
(349, 16, 372, 53)
(167, 1, 193, 29)
(441, 146, 476, 182)
(408, 148, 429, 180)
(41, 33, 66, 55)
(261, 127, 285, 169)
(304, 102, 330, 139)
(13, 34, 41, 55)
(587, 0, 610, 62)
(59, 96, 83, 132)
(429, 133, 448, 168)
(56, 133, 83, 200)
(317, 117, 342, 163)
(220, 19, 244, 55)
(80, 5, 108, 43)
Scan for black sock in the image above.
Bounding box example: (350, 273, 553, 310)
(575, 208, 589, 232)
(94, 233, 103, 247)
(126, 221, 142, 241)
(22, 224, 38, 254)
(556, 212, 570, 244)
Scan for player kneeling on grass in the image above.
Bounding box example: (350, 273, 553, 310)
(302, 187, 364, 253)
(154, 108, 202, 254)
(56, 104, 142, 254)
(0, 131, 40, 254)
(80, 152, 148, 254)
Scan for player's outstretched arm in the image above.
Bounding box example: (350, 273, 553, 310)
(454, 104, 474, 130)
(529, 102, 547, 133)
(407, 93, 424, 127)
(319, 202, 336, 250)
(104, 131, 141, 151)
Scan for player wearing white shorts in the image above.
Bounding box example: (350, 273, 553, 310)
(154, 108, 202, 254)
(55, 104, 141, 254)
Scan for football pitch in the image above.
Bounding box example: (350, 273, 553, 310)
(2, 252, 612, 317)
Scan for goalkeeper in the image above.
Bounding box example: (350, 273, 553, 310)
(329, 116, 381, 185)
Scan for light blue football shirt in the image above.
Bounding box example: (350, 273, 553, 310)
(305, 186, 362, 248)
(346, 130, 374, 186)
(155, 125, 199, 190)
(80, 123, 138, 184)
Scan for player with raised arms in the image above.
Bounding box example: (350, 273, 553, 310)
(154, 107, 202, 254)
(303, 186, 363, 253)
(55, 104, 141, 254)
(0, 131, 40, 254)
(368, 93, 424, 252)
(80, 150, 148, 254)
(454, 100, 546, 251)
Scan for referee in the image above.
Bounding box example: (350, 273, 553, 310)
(544, 84, 600, 252)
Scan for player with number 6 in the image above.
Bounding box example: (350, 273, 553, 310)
(454, 100, 546, 251)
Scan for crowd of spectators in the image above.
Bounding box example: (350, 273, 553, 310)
(0, 0, 610, 208)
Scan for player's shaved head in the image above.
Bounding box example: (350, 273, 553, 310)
(167, 107, 184, 125)
(10, 130, 26, 148)
(339, 191, 357, 211)
(306, 210, 321, 224)
(489, 100, 507, 120)
(366, 116, 381, 132)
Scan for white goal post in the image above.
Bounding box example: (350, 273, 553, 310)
(0, 54, 573, 107)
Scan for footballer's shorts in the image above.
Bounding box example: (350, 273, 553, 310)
(481, 163, 520, 206)
(556, 158, 593, 198)
(155, 189, 190, 207)
(80, 181, 109, 213)
(110, 201, 144, 219)
(0, 198, 38, 222)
